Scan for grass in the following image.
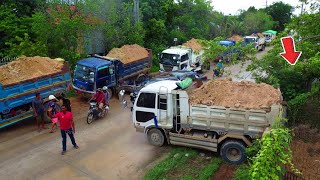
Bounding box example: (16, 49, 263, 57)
(151, 65, 160, 73)
(232, 164, 250, 180)
(143, 147, 223, 180)
(143, 148, 197, 180)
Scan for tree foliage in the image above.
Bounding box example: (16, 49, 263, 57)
(266, 2, 294, 31)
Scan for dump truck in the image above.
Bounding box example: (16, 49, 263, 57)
(72, 44, 152, 96)
(243, 36, 266, 51)
(123, 80, 284, 164)
(159, 39, 204, 72)
(0, 57, 71, 128)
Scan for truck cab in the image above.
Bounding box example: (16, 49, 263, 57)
(159, 46, 195, 72)
(243, 36, 265, 51)
(72, 57, 115, 94)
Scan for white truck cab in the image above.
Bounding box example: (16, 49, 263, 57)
(159, 46, 202, 72)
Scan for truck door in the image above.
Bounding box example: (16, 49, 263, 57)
(96, 66, 108, 89)
(108, 65, 116, 86)
(133, 93, 157, 127)
(180, 54, 189, 70)
(157, 93, 168, 125)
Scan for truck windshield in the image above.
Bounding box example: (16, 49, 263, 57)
(160, 53, 180, 65)
(244, 38, 256, 43)
(74, 65, 95, 81)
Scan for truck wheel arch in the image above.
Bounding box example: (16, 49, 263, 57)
(218, 134, 252, 147)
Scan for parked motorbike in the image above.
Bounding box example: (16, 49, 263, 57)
(213, 68, 224, 78)
(87, 101, 109, 124)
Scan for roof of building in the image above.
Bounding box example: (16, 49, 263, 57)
(77, 57, 112, 68)
(140, 80, 179, 94)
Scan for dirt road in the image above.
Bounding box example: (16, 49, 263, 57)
(0, 97, 170, 180)
(206, 46, 272, 82)
(0, 47, 271, 180)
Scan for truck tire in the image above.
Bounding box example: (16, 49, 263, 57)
(147, 128, 165, 146)
(220, 140, 246, 165)
(43, 102, 61, 123)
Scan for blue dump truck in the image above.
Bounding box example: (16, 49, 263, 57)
(0, 58, 71, 128)
(72, 47, 152, 96)
(214, 40, 241, 62)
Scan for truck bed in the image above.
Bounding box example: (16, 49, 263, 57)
(176, 90, 282, 139)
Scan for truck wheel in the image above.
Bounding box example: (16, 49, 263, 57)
(147, 128, 165, 146)
(220, 140, 246, 165)
(107, 88, 113, 98)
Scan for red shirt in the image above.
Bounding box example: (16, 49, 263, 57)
(94, 92, 105, 103)
(55, 112, 73, 130)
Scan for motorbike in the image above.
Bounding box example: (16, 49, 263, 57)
(213, 67, 224, 78)
(87, 101, 109, 124)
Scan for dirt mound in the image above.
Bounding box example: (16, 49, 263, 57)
(0, 56, 64, 86)
(188, 79, 281, 109)
(228, 35, 243, 42)
(251, 33, 264, 38)
(182, 38, 203, 53)
(106, 44, 149, 64)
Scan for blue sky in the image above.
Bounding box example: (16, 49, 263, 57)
(210, 0, 303, 15)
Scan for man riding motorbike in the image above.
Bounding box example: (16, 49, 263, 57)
(213, 60, 224, 77)
(89, 88, 105, 114)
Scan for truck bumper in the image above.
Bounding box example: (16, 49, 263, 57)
(135, 126, 144, 133)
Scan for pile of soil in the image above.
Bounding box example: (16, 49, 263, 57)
(188, 79, 281, 109)
(182, 38, 203, 53)
(228, 35, 243, 42)
(251, 33, 264, 38)
(106, 44, 149, 64)
(0, 56, 64, 86)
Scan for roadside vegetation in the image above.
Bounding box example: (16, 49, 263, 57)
(144, 148, 222, 180)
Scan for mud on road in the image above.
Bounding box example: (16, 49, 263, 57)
(0, 97, 170, 180)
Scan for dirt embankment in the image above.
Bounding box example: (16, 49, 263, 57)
(228, 35, 243, 42)
(106, 44, 149, 64)
(188, 79, 281, 109)
(0, 56, 64, 86)
(182, 38, 203, 53)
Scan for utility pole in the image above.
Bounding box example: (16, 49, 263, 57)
(265, 0, 268, 8)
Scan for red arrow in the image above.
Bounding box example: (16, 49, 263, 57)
(280, 37, 302, 65)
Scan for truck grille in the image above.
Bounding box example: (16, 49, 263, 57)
(163, 64, 173, 71)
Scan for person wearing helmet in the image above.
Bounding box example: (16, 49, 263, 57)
(48, 95, 59, 133)
(89, 88, 105, 114)
(102, 86, 110, 106)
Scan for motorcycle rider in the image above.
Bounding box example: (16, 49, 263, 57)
(214, 60, 224, 77)
(89, 88, 105, 115)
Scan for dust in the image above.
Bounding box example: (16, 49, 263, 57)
(182, 38, 203, 53)
(106, 44, 149, 64)
(0, 56, 64, 86)
(188, 79, 281, 109)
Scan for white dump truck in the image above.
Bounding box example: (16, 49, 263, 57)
(159, 46, 203, 72)
(124, 80, 284, 164)
(243, 36, 266, 51)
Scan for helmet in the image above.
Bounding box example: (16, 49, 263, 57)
(48, 95, 56, 100)
(102, 86, 108, 91)
(219, 60, 222, 62)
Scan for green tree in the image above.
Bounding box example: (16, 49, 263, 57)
(243, 10, 275, 34)
(266, 2, 294, 31)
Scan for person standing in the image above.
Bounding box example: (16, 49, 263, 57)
(55, 105, 79, 155)
(32, 92, 46, 132)
(48, 95, 59, 133)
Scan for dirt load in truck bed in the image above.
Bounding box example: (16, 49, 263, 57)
(182, 38, 203, 53)
(106, 44, 149, 64)
(188, 79, 281, 110)
(0, 56, 64, 86)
